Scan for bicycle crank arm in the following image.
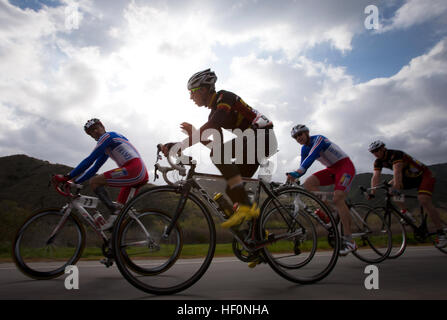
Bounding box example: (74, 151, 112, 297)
(256, 229, 304, 248)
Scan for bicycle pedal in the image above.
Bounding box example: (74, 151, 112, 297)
(100, 258, 114, 268)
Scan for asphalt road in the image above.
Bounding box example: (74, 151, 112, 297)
(1, 246, 446, 300)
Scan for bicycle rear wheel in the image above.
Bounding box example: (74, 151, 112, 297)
(349, 203, 392, 263)
(259, 187, 340, 284)
(13, 208, 85, 279)
(113, 185, 216, 295)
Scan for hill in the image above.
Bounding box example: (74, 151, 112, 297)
(1, 154, 446, 210)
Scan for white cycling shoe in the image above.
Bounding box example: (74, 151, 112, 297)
(339, 240, 357, 256)
(101, 214, 118, 231)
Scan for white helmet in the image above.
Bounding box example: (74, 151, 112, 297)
(291, 124, 309, 138)
(187, 69, 217, 90)
(84, 118, 102, 132)
(368, 140, 385, 152)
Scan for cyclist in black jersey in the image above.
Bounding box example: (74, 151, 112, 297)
(161, 69, 277, 230)
(368, 140, 446, 248)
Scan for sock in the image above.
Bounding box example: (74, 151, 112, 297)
(94, 186, 117, 214)
(226, 183, 251, 206)
(343, 235, 353, 242)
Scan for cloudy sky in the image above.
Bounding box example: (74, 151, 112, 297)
(1, 0, 447, 184)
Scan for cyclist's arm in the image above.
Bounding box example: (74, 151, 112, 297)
(74, 154, 109, 184)
(179, 111, 226, 150)
(68, 136, 110, 180)
(371, 169, 381, 195)
(392, 161, 404, 190)
(298, 136, 326, 174)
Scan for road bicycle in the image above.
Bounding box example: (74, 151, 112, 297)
(311, 190, 392, 263)
(12, 176, 167, 279)
(111, 145, 341, 295)
(360, 182, 447, 258)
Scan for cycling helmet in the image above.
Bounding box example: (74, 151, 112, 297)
(84, 118, 102, 132)
(187, 69, 217, 90)
(291, 124, 309, 138)
(368, 140, 385, 152)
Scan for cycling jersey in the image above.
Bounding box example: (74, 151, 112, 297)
(373, 149, 427, 178)
(298, 135, 348, 173)
(374, 149, 434, 195)
(69, 132, 143, 184)
(200, 90, 273, 138)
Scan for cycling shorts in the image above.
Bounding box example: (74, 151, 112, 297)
(402, 168, 435, 196)
(313, 157, 356, 192)
(103, 158, 148, 203)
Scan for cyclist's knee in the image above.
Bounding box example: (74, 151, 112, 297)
(418, 194, 432, 207)
(90, 174, 106, 190)
(303, 175, 319, 191)
(333, 190, 346, 204)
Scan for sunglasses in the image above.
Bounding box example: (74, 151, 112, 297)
(370, 148, 381, 154)
(189, 87, 202, 94)
(293, 131, 306, 139)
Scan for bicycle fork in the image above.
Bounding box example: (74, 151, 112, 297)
(46, 204, 73, 245)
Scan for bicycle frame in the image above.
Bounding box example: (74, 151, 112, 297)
(381, 192, 436, 239)
(312, 191, 371, 235)
(161, 165, 307, 254)
(49, 194, 108, 245)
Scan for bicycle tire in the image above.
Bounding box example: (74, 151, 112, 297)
(376, 206, 407, 259)
(261, 204, 318, 269)
(112, 185, 216, 295)
(349, 203, 392, 263)
(433, 217, 447, 254)
(259, 186, 340, 284)
(12, 208, 86, 280)
(118, 209, 183, 276)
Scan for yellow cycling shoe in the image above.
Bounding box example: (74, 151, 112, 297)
(221, 203, 260, 229)
(248, 259, 262, 269)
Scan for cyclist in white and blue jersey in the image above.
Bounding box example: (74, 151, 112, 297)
(54, 119, 148, 230)
(286, 124, 357, 256)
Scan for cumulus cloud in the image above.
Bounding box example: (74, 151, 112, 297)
(311, 38, 447, 172)
(381, 0, 447, 32)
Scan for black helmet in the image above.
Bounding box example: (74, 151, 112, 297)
(187, 69, 217, 90)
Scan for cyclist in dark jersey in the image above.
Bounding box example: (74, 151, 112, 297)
(161, 69, 277, 231)
(368, 140, 446, 248)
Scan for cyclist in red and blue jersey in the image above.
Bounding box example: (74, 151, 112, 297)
(286, 124, 357, 256)
(54, 119, 148, 230)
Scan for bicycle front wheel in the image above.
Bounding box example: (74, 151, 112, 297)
(349, 203, 392, 263)
(378, 207, 407, 259)
(119, 209, 183, 276)
(113, 185, 216, 295)
(259, 186, 340, 284)
(12, 208, 85, 279)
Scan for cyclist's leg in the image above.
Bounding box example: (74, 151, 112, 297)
(332, 159, 356, 236)
(90, 174, 118, 214)
(101, 159, 148, 229)
(213, 131, 261, 228)
(417, 170, 443, 230)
